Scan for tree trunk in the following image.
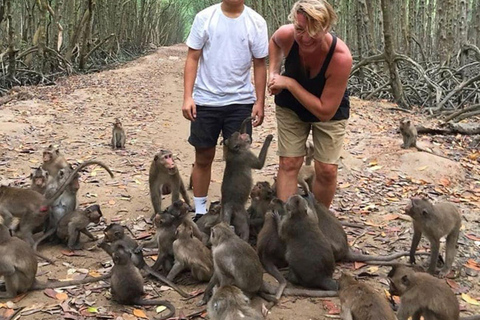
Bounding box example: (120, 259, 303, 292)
(79, 0, 95, 70)
(6, 0, 17, 80)
(380, 0, 407, 108)
(35, 0, 47, 73)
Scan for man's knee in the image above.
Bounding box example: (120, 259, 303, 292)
(314, 162, 337, 183)
(195, 148, 215, 168)
(279, 157, 304, 173)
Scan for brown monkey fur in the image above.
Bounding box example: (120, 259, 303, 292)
(0, 219, 109, 298)
(399, 119, 449, 159)
(405, 197, 461, 276)
(167, 222, 213, 282)
(388, 265, 460, 320)
(32, 160, 114, 250)
(207, 285, 263, 320)
(279, 194, 337, 290)
(110, 243, 175, 319)
(196, 200, 222, 236)
(111, 118, 126, 149)
(30, 167, 50, 194)
(256, 198, 287, 301)
(41, 145, 69, 177)
(221, 116, 273, 241)
(0, 160, 113, 247)
(297, 140, 315, 194)
(338, 272, 396, 320)
(98, 223, 191, 298)
(56, 204, 102, 250)
(148, 150, 190, 220)
(305, 192, 417, 263)
(199, 222, 264, 305)
(247, 181, 275, 242)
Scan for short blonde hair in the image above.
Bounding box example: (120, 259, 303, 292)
(288, 0, 337, 37)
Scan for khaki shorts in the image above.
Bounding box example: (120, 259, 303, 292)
(276, 105, 348, 165)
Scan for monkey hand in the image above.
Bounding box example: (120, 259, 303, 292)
(266, 134, 273, 142)
(133, 245, 144, 254)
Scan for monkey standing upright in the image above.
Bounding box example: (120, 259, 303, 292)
(221, 116, 273, 241)
(148, 150, 190, 220)
(111, 118, 126, 149)
(405, 197, 461, 276)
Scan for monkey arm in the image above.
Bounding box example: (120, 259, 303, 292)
(80, 229, 96, 241)
(340, 306, 354, 320)
(250, 135, 273, 169)
(409, 229, 422, 264)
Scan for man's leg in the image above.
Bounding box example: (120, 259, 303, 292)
(276, 156, 304, 202)
(312, 161, 337, 208)
(192, 147, 216, 215)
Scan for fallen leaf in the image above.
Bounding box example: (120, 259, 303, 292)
(56, 292, 68, 300)
(87, 307, 99, 313)
(133, 308, 148, 318)
(465, 234, 480, 241)
(416, 166, 428, 171)
(43, 288, 57, 299)
(462, 293, 480, 305)
(108, 200, 116, 205)
(156, 305, 167, 313)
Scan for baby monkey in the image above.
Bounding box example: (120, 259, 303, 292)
(56, 204, 102, 250)
(111, 118, 126, 149)
(406, 197, 461, 276)
(207, 286, 263, 320)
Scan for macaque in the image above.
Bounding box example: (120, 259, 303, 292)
(56, 204, 102, 250)
(41, 145, 69, 177)
(111, 118, 126, 149)
(30, 167, 49, 194)
(207, 286, 263, 320)
(297, 141, 314, 194)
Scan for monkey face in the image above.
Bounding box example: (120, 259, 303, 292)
(43, 151, 52, 162)
(104, 224, 124, 242)
(225, 132, 251, 152)
(208, 201, 221, 215)
(285, 195, 309, 218)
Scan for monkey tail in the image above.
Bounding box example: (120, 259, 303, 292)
(32, 274, 111, 290)
(144, 266, 192, 298)
(346, 250, 429, 262)
(460, 316, 480, 320)
(44, 160, 114, 207)
(136, 299, 175, 319)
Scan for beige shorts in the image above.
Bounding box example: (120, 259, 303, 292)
(276, 105, 348, 165)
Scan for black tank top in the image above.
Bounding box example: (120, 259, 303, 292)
(274, 35, 349, 122)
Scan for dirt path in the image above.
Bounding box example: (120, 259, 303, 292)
(0, 44, 479, 319)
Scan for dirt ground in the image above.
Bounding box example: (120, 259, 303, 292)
(0, 44, 479, 319)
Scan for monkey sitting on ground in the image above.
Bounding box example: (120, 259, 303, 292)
(339, 272, 396, 320)
(207, 285, 263, 320)
(98, 222, 191, 298)
(199, 222, 264, 305)
(30, 167, 50, 194)
(247, 181, 275, 242)
(0, 218, 110, 298)
(297, 141, 315, 195)
(399, 119, 449, 159)
(196, 200, 222, 237)
(110, 243, 175, 319)
(56, 204, 102, 250)
(111, 118, 126, 149)
(149, 150, 191, 220)
(256, 198, 288, 301)
(304, 192, 418, 263)
(279, 195, 337, 290)
(41, 145, 69, 178)
(221, 116, 273, 241)
(167, 222, 213, 282)
(405, 197, 461, 277)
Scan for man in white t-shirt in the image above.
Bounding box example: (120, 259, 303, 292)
(182, 0, 268, 221)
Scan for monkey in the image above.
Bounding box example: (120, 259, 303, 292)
(338, 272, 396, 320)
(221, 116, 273, 241)
(149, 149, 191, 220)
(247, 181, 275, 241)
(0, 160, 113, 247)
(304, 192, 421, 263)
(111, 118, 126, 149)
(256, 198, 288, 301)
(297, 140, 315, 195)
(0, 218, 110, 298)
(41, 145, 69, 178)
(399, 119, 450, 159)
(279, 194, 337, 290)
(188, 163, 194, 190)
(29, 167, 50, 194)
(405, 197, 461, 277)
(55, 204, 102, 250)
(167, 222, 213, 282)
(199, 222, 264, 306)
(32, 160, 114, 250)
(207, 285, 263, 320)
(98, 222, 192, 298)
(110, 243, 175, 319)
(388, 264, 461, 320)
(195, 200, 222, 236)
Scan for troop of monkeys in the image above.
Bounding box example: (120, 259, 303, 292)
(0, 116, 477, 320)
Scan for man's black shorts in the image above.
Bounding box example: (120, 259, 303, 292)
(188, 104, 253, 148)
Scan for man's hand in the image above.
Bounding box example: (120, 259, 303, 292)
(182, 96, 196, 121)
(251, 101, 265, 127)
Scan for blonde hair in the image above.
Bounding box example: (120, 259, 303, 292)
(288, 0, 337, 37)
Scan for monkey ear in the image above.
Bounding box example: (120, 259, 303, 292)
(401, 274, 410, 286)
(154, 155, 159, 161)
(421, 208, 429, 217)
(114, 230, 121, 238)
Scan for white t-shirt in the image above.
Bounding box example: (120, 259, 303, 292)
(186, 4, 268, 106)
